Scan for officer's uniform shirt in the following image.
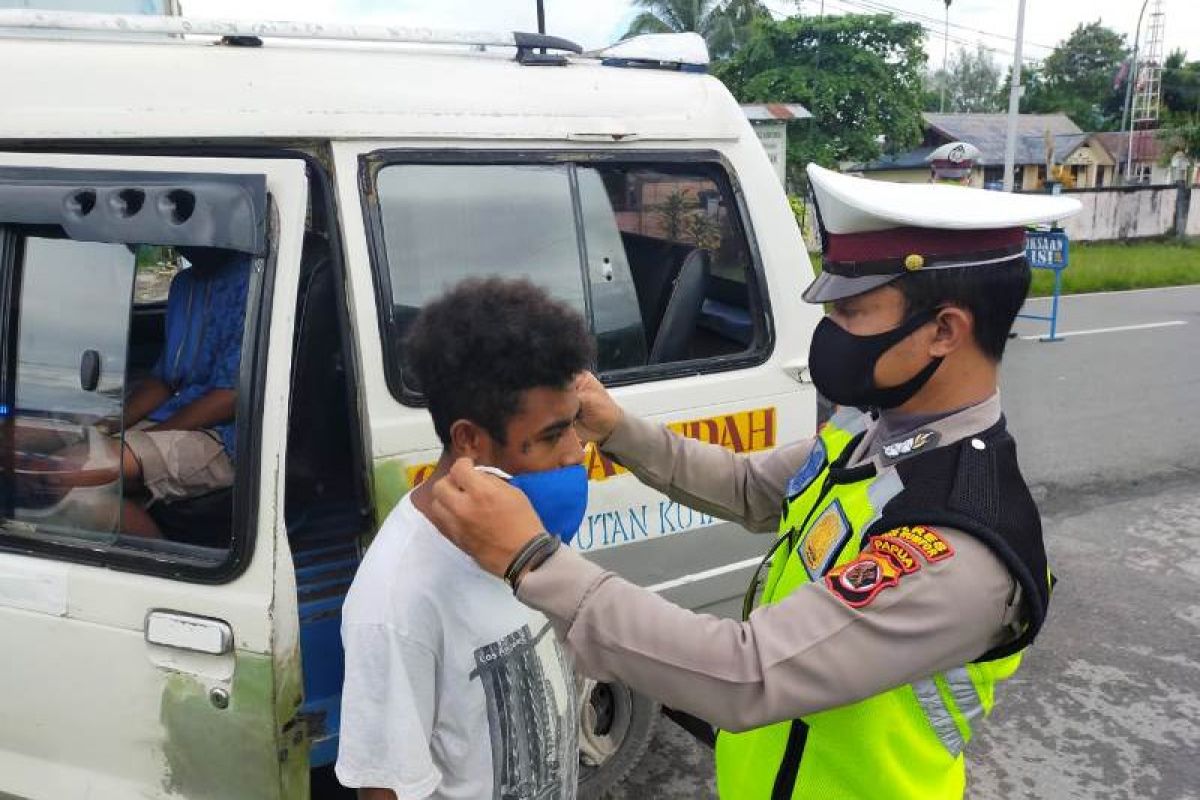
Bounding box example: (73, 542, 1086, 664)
(517, 394, 1024, 732)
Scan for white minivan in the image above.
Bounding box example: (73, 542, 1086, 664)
(0, 11, 822, 799)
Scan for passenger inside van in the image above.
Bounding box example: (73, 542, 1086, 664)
(31, 246, 250, 538)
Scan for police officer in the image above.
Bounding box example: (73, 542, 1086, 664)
(428, 164, 1081, 799)
(927, 140, 982, 185)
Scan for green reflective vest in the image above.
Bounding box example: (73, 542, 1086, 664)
(714, 409, 1045, 800)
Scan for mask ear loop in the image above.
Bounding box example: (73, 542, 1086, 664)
(473, 465, 512, 480)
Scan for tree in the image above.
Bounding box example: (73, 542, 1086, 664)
(1161, 50, 1200, 123)
(714, 14, 927, 177)
(1158, 115, 1200, 184)
(621, 0, 770, 59)
(1023, 21, 1128, 130)
(925, 45, 1004, 113)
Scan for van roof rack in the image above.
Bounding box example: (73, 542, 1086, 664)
(0, 10, 583, 64)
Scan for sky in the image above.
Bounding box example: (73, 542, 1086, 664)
(177, 0, 1198, 68)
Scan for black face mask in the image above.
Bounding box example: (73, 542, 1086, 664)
(808, 307, 944, 410)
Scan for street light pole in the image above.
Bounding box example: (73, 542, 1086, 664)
(1002, 0, 1026, 192)
(1121, 0, 1150, 183)
(939, 0, 951, 113)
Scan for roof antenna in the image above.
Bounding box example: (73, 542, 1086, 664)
(536, 0, 546, 54)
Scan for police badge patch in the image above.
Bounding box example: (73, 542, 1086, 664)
(825, 553, 902, 608)
(799, 500, 851, 580)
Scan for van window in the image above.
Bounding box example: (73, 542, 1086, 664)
(1, 233, 248, 568)
(369, 154, 768, 396)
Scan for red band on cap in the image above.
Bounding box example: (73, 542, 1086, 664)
(825, 226, 1025, 264)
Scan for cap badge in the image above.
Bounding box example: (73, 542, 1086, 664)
(904, 254, 925, 271)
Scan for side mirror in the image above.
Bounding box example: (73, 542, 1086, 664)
(80, 350, 101, 392)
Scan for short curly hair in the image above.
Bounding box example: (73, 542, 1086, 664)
(404, 277, 595, 447)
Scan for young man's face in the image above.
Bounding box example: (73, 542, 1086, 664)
(477, 384, 586, 476)
(828, 284, 942, 390)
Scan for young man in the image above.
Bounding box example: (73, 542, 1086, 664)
(427, 165, 1082, 799)
(336, 278, 592, 800)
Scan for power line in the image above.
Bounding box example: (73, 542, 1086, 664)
(835, 0, 1055, 51)
(813, 0, 1044, 64)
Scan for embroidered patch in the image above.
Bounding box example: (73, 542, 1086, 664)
(870, 535, 922, 574)
(786, 439, 827, 499)
(883, 525, 954, 563)
(881, 429, 941, 463)
(825, 553, 902, 608)
(799, 500, 851, 579)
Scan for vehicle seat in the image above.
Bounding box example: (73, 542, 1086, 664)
(648, 249, 710, 364)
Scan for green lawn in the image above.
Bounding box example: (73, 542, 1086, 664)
(1029, 240, 1200, 297)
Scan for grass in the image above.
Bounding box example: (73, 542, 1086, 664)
(1029, 240, 1200, 297)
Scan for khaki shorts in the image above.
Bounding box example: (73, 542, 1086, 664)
(124, 427, 234, 502)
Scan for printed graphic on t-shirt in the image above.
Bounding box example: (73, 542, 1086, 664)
(472, 623, 578, 800)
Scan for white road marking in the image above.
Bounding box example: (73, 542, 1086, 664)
(1025, 284, 1200, 301)
(1018, 320, 1187, 340)
(647, 556, 762, 593)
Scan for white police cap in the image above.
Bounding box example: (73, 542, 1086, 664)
(926, 141, 982, 179)
(803, 164, 1081, 303)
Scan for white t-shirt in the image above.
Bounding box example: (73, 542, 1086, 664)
(336, 493, 578, 800)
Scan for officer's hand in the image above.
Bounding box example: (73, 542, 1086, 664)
(574, 371, 623, 444)
(428, 457, 544, 577)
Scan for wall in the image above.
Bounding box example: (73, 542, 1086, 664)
(1189, 187, 1200, 237)
(1050, 185, 1182, 242)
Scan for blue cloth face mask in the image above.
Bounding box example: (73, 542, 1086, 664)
(475, 464, 589, 545)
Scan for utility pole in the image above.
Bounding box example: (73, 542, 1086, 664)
(939, 0, 951, 113)
(1120, 0, 1149, 184)
(1002, 0, 1026, 192)
(1127, 0, 1165, 182)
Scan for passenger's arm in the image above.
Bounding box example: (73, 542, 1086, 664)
(149, 388, 236, 433)
(108, 377, 171, 431)
(576, 372, 814, 533)
(518, 528, 1018, 731)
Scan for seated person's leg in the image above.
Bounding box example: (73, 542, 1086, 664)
(123, 428, 235, 505)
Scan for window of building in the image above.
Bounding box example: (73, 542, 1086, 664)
(369, 154, 769, 397)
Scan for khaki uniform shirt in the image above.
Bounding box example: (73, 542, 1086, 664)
(518, 394, 1026, 732)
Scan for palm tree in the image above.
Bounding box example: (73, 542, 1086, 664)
(621, 0, 770, 59)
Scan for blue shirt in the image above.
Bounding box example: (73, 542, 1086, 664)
(149, 255, 251, 461)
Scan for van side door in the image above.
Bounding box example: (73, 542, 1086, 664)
(0, 153, 308, 800)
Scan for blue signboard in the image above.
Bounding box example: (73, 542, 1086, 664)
(1018, 229, 1071, 341)
(1025, 230, 1069, 270)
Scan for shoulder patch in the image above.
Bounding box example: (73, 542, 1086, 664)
(799, 500, 851, 579)
(825, 553, 902, 608)
(870, 535, 922, 573)
(786, 438, 827, 499)
(881, 525, 954, 563)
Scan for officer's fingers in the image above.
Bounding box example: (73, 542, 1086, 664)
(444, 456, 481, 490)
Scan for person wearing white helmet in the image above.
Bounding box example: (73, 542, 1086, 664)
(927, 140, 982, 185)
(427, 165, 1080, 799)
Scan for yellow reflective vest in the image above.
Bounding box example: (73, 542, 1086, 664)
(715, 409, 1051, 799)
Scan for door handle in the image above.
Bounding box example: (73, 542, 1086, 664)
(781, 360, 810, 384)
(145, 610, 233, 655)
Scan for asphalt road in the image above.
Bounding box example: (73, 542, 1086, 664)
(609, 285, 1200, 799)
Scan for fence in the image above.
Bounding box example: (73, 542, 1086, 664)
(795, 182, 1198, 254)
(1027, 183, 1198, 242)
